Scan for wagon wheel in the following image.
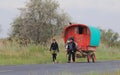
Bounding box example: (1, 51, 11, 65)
(91, 53, 96, 63)
(87, 55, 91, 63)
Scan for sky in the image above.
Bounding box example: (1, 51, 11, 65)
(0, 0, 120, 38)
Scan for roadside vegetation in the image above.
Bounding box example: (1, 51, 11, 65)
(46, 70, 120, 75)
(0, 35, 120, 65)
(0, 36, 67, 65)
(87, 70, 120, 75)
(27, 70, 120, 75)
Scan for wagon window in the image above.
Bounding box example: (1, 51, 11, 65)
(78, 27, 84, 34)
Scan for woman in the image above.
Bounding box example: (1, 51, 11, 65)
(50, 39, 59, 63)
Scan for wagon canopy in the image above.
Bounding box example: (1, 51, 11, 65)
(88, 25, 101, 46)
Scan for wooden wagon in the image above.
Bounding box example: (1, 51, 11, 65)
(63, 24, 101, 62)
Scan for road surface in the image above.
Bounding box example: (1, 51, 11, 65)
(0, 60, 120, 75)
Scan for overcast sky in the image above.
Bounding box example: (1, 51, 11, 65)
(0, 0, 120, 38)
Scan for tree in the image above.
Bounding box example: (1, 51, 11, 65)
(11, 0, 70, 45)
(101, 28, 120, 47)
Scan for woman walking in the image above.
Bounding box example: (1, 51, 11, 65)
(50, 39, 59, 63)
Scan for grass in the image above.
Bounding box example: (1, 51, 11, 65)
(27, 70, 120, 75)
(0, 36, 120, 65)
(96, 43, 120, 61)
(86, 70, 120, 75)
(0, 41, 51, 65)
(47, 70, 120, 75)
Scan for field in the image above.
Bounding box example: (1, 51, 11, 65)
(0, 36, 120, 65)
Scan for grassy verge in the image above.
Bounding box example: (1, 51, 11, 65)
(46, 70, 120, 75)
(0, 37, 68, 65)
(28, 70, 120, 75)
(0, 37, 120, 65)
(96, 43, 120, 61)
(86, 70, 120, 75)
(0, 44, 51, 65)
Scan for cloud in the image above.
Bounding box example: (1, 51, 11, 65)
(0, 0, 26, 38)
(0, 0, 26, 10)
(58, 0, 120, 13)
(58, 0, 120, 35)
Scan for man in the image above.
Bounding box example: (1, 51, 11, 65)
(66, 38, 77, 63)
(50, 39, 59, 63)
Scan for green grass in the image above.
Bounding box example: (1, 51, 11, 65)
(0, 37, 120, 65)
(0, 40, 52, 65)
(96, 43, 120, 60)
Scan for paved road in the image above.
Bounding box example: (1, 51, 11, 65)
(0, 60, 120, 75)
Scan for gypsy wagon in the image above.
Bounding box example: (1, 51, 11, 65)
(63, 24, 101, 62)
